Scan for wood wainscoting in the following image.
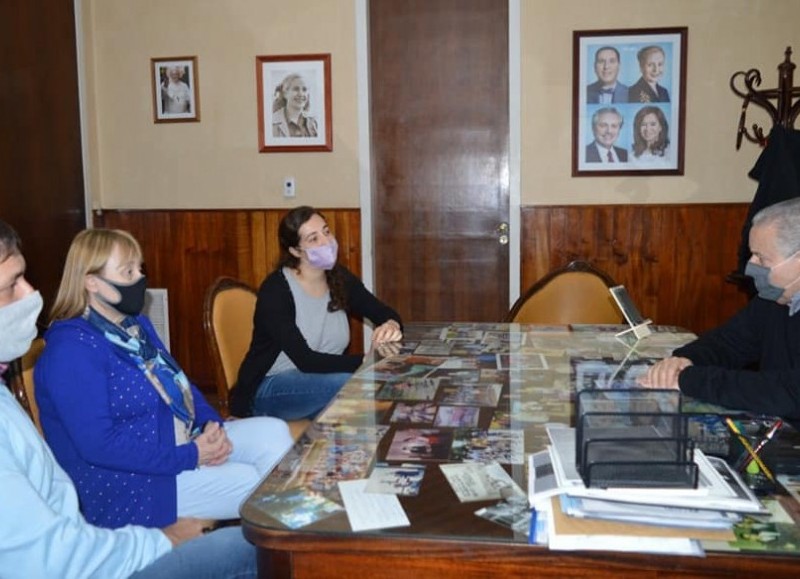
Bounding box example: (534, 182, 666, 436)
(94, 208, 363, 393)
(96, 203, 750, 392)
(520, 203, 751, 334)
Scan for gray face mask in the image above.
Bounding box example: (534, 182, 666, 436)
(745, 262, 785, 302)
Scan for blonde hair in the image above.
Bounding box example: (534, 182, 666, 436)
(50, 229, 143, 322)
(273, 73, 311, 113)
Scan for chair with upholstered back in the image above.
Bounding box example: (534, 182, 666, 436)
(9, 337, 46, 433)
(203, 276, 309, 439)
(505, 260, 623, 325)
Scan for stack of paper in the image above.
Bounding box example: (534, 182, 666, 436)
(542, 426, 767, 514)
(542, 496, 729, 555)
(526, 427, 766, 555)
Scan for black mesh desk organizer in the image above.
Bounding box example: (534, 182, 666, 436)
(575, 388, 698, 489)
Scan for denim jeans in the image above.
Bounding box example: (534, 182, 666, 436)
(131, 526, 256, 579)
(253, 369, 352, 420)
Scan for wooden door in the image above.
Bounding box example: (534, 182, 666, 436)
(0, 0, 86, 311)
(369, 0, 510, 322)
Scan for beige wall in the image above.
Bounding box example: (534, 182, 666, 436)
(523, 0, 797, 205)
(83, 0, 360, 209)
(82, 0, 798, 209)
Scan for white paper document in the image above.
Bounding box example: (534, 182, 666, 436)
(338, 479, 411, 532)
(547, 427, 766, 514)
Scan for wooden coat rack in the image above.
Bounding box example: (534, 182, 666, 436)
(730, 46, 800, 149)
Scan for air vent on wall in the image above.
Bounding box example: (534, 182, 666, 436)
(142, 288, 170, 351)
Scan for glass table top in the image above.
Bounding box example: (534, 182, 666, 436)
(240, 322, 761, 546)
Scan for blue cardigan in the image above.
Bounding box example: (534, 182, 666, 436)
(34, 315, 221, 529)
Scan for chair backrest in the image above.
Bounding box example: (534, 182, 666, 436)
(203, 277, 257, 417)
(505, 260, 623, 325)
(12, 337, 46, 433)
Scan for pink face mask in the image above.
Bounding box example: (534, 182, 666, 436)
(304, 238, 338, 270)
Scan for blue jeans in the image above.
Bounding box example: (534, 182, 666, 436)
(131, 526, 256, 578)
(253, 370, 351, 420)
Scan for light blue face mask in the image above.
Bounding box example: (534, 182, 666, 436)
(0, 290, 43, 362)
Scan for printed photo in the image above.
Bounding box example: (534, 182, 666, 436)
(572, 28, 687, 176)
(437, 383, 502, 407)
(388, 401, 438, 424)
(365, 463, 426, 496)
(256, 54, 332, 152)
(434, 405, 481, 428)
(439, 462, 525, 502)
(449, 429, 525, 464)
(252, 488, 343, 529)
(376, 377, 444, 401)
(151, 56, 199, 122)
(385, 428, 454, 462)
(286, 439, 378, 495)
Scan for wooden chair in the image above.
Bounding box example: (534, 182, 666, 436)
(9, 337, 46, 433)
(505, 260, 623, 325)
(203, 276, 309, 439)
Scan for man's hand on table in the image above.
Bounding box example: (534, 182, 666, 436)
(638, 356, 692, 389)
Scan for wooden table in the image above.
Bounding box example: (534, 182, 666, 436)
(241, 322, 800, 578)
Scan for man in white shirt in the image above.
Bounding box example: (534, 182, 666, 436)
(585, 107, 628, 164)
(586, 46, 629, 104)
(0, 218, 256, 579)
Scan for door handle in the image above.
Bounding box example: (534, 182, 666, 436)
(495, 222, 509, 245)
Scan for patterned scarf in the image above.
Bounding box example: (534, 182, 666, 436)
(85, 307, 197, 438)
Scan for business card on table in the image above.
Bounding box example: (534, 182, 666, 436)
(338, 479, 411, 532)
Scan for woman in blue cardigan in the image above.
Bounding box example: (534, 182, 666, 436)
(34, 229, 294, 529)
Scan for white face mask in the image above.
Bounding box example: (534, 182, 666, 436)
(0, 291, 43, 362)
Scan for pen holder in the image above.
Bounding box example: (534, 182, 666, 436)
(727, 426, 778, 494)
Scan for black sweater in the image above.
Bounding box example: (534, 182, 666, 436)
(675, 297, 800, 420)
(231, 266, 401, 417)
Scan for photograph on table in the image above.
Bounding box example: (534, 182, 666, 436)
(413, 340, 455, 356)
(388, 401, 439, 424)
(385, 428, 454, 462)
(426, 368, 480, 383)
(570, 355, 655, 391)
(360, 354, 444, 382)
(434, 405, 481, 428)
(376, 377, 444, 401)
(439, 462, 525, 502)
(449, 429, 525, 464)
(365, 463, 427, 496)
(251, 488, 343, 529)
(572, 27, 687, 176)
(437, 383, 503, 407)
(285, 439, 379, 495)
(316, 398, 392, 425)
(475, 495, 533, 534)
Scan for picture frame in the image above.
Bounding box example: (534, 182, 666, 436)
(572, 27, 687, 176)
(256, 53, 332, 153)
(151, 56, 200, 123)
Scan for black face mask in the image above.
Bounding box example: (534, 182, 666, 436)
(100, 276, 148, 316)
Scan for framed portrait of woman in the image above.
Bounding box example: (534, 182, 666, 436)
(572, 28, 687, 176)
(256, 53, 333, 153)
(151, 56, 200, 123)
